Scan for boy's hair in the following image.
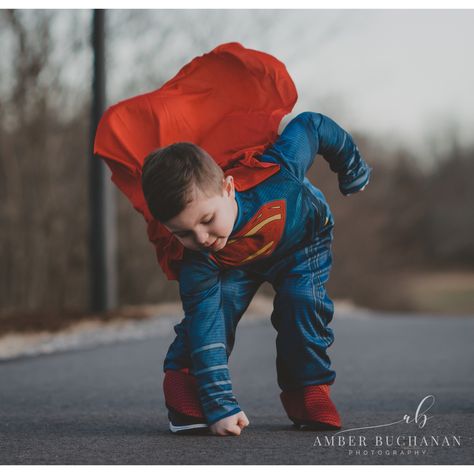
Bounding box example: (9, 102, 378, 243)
(141, 142, 225, 223)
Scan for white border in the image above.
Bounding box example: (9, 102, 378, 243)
(3, 1, 474, 10)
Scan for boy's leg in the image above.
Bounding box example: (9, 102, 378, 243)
(163, 268, 262, 430)
(269, 225, 341, 429)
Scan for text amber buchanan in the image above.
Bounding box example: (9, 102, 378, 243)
(313, 435, 462, 448)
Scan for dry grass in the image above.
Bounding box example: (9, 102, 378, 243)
(403, 271, 474, 314)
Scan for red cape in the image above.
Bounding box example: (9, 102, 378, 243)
(94, 42, 297, 280)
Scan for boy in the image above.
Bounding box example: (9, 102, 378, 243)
(141, 112, 371, 436)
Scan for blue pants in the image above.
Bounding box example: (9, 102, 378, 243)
(163, 220, 336, 421)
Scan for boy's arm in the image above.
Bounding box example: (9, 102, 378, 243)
(178, 249, 242, 426)
(266, 112, 372, 195)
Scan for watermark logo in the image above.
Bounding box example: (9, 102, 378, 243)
(313, 395, 462, 457)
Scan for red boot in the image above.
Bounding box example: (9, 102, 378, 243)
(163, 369, 208, 433)
(280, 384, 342, 430)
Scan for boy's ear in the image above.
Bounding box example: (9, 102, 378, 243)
(223, 175, 234, 195)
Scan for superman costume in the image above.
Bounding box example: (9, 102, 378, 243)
(94, 43, 371, 428)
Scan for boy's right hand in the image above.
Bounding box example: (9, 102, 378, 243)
(209, 411, 250, 436)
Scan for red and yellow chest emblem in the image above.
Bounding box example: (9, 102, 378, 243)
(210, 200, 286, 268)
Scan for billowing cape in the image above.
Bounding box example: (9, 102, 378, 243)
(94, 42, 297, 280)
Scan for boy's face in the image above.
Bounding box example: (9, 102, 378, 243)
(163, 176, 238, 252)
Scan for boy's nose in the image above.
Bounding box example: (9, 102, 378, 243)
(196, 232, 210, 246)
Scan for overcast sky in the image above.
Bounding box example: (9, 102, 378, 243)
(284, 10, 474, 157)
(5, 9, 471, 163)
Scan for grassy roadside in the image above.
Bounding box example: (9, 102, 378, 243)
(0, 304, 174, 338)
(403, 271, 474, 314)
(0, 294, 276, 339)
(0, 272, 473, 338)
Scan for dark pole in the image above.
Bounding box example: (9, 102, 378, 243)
(89, 9, 117, 312)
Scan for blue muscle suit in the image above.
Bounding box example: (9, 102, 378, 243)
(164, 112, 372, 425)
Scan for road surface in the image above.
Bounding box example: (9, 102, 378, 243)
(0, 312, 473, 464)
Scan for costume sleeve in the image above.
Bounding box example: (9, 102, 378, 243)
(178, 250, 242, 425)
(265, 112, 372, 195)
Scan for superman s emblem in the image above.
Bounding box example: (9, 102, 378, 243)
(209, 199, 286, 268)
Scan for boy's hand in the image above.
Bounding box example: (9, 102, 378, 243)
(345, 182, 368, 196)
(209, 411, 250, 436)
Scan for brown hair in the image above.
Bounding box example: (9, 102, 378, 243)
(141, 142, 224, 223)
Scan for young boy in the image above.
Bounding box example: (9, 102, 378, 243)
(141, 112, 371, 436)
(94, 42, 371, 436)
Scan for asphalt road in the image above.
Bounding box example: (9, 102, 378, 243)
(0, 312, 473, 465)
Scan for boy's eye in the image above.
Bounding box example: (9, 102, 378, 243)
(174, 215, 214, 238)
